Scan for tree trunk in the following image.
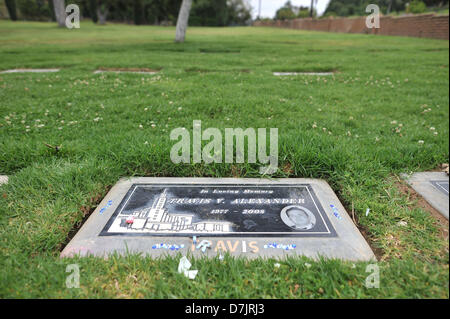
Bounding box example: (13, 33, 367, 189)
(175, 0, 193, 43)
(53, 0, 66, 27)
(97, 6, 108, 25)
(133, 0, 144, 25)
(89, 0, 98, 23)
(5, 0, 18, 21)
(387, 0, 393, 15)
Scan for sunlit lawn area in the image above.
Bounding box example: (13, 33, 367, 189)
(0, 20, 448, 298)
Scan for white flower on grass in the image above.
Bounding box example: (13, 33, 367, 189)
(433, 132, 438, 135)
(93, 117, 102, 122)
(151, 124, 156, 128)
(274, 263, 281, 268)
(304, 263, 312, 268)
(312, 122, 317, 129)
(139, 124, 143, 129)
(178, 107, 182, 111)
(418, 140, 424, 145)
(390, 120, 397, 125)
(144, 141, 149, 145)
(58, 127, 63, 130)
(397, 221, 408, 227)
(430, 127, 435, 131)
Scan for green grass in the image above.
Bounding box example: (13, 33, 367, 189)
(0, 20, 448, 298)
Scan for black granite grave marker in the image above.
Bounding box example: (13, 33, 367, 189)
(100, 184, 337, 237)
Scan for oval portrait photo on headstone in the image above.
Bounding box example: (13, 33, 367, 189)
(280, 205, 316, 230)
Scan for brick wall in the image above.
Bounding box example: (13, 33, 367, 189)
(254, 14, 449, 40)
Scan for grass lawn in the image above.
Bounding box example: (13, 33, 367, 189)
(0, 20, 448, 298)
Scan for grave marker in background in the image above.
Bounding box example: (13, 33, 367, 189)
(0, 69, 60, 74)
(404, 172, 449, 219)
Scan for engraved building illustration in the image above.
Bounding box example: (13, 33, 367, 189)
(108, 189, 232, 233)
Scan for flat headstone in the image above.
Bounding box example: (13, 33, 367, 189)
(93, 70, 158, 75)
(0, 175, 8, 186)
(404, 172, 449, 219)
(273, 72, 334, 76)
(61, 178, 375, 261)
(0, 69, 60, 74)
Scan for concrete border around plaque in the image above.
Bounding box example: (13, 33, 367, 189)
(61, 177, 376, 261)
(403, 172, 449, 219)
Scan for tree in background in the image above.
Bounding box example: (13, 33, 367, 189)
(275, 1, 313, 19)
(4, 0, 252, 25)
(323, 0, 448, 17)
(52, 0, 65, 26)
(189, 0, 251, 26)
(175, 0, 192, 42)
(309, 0, 317, 17)
(133, 0, 144, 25)
(226, 0, 252, 25)
(48, 0, 56, 21)
(407, 0, 427, 13)
(214, 0, 228, 26)
(275, 1, 296, 19)
(17, 0, 54, 21)
(89, 0, 98, 22)
(96, 0, 109, 24)
(5, 0, 18, 20)
(190, 0, 225, 26)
